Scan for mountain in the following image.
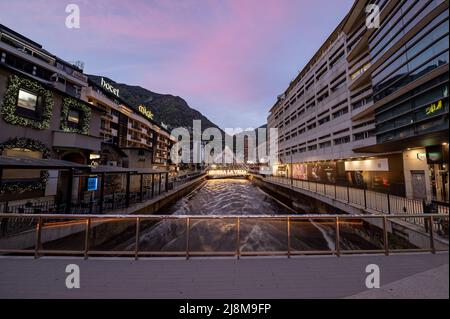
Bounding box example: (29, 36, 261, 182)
(88, 75, 222, 133)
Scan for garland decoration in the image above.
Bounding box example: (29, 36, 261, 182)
(0, 171, 49, 194)
(0, 137, 51, 158)
(60, 97, 91, 135)
(0, 138, 51, 194)
(0, 75, 54, 129)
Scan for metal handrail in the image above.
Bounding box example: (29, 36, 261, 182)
(0, 213, 448, 259)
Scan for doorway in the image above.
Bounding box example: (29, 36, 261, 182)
(411, 171, 427, 200)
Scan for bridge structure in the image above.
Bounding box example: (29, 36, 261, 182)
(205, 164, 249, 178)
(0, 211, 448, 298)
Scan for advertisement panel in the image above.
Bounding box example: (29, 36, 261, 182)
(292, 163, 307, 180)
(307, 162, 336, 183)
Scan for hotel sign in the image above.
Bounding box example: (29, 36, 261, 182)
(101, 77, 120, 97)
(138, 105, 154, 120)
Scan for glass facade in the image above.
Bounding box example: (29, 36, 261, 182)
(369, 1, 449, 144)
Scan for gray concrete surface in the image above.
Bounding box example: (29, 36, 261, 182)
(0, 252, 448, 299)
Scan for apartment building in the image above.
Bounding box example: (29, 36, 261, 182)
(268, 0, 449, 201)
(83, 76, 176, 171)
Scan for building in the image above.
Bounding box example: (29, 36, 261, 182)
(83, 76, 176, 171)
(267, 0, 448, 202)
(0, 24, 104, 202)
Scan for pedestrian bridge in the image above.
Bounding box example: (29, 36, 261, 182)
(207, 169, 248, 178)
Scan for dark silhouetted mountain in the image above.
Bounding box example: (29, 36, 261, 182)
(88, 75, 222, 133)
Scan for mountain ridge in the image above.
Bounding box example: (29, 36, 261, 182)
(88, 74, 222, 133)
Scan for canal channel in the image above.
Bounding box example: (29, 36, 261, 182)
(96, 178, 411, 253)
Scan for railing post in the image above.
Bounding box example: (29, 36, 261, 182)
(65, 168, 74, 214)
(383, 216, 389, 256)
(139, 174, 144, 202)
(236, 217, 240, 259)
(429, 216, 435, 254)
(347, 186, 350, 203)
(159, 173, 162, 195)
(387, 193, 391, 215)
(84, 218, 91, 260)
(165, 172, 169, 193)
(363, 186, 367, 209)
(125, 172, 131, 208)
(151, 174, 155, 198)
(287, 217, 291, 258)
(99, 172, 105, 213)
(335, 217, 340, 257)
(135, 217, 140, 260)
(34, 217, 42, 259)
(334, 183, 337, 199)
(186, 217, 190, 260)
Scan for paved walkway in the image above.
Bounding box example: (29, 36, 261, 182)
(0, 253, 448, 299)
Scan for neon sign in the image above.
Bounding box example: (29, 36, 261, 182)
(100, 77, 120, 97)
(138, 105, 154, 120)
(425, 100, 442, 116)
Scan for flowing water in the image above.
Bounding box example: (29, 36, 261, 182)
(109, 178, 383, 253)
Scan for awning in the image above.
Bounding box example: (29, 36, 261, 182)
(0, 155, 90, 170)
(353, 131, 449, 153)
(90, 165, 138, 174)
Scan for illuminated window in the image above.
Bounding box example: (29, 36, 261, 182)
(17, 89, 37, 111)
(68, 110, 80, 124)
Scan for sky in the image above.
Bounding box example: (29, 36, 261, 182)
(0, 0, 354, 130)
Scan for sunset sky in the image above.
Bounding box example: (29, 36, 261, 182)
(0, 0, 354, 129)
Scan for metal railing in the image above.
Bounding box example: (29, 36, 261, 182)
(264, 175, 449, 226)
(0, 172, 205, 217)
(0, 213, 447, 259)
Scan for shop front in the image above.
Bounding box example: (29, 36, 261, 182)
(290, 154, 406, 196)
(427, 144, 449, 203)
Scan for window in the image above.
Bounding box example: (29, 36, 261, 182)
(332, 107, 349, 119)
(67, 109, 81, 129)
(318, 116, 330, 125)
(334, 136, 350, 145)
(319, 141, 331, 148)
(17, 89, 38, 111)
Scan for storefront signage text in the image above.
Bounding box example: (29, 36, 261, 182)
(425, 100, 442, 116)
(101, 77, 120, 97)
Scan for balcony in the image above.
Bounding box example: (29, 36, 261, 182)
(53, 131, 102, 152)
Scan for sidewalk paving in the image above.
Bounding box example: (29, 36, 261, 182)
(0, 252, 448, 299)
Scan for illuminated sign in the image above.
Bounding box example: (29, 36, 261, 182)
(345, 158, 389, 172)
(87, 177, 98, 191)
(425, 100, 442, 116)
(138, 105, 154, 120)
(417, 153, 426, 161)
(100, 77, 120, 97)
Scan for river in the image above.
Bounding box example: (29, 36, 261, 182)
(108, 178, 384, 253)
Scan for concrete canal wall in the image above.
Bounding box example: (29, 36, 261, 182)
(250, 174, 448, 250)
